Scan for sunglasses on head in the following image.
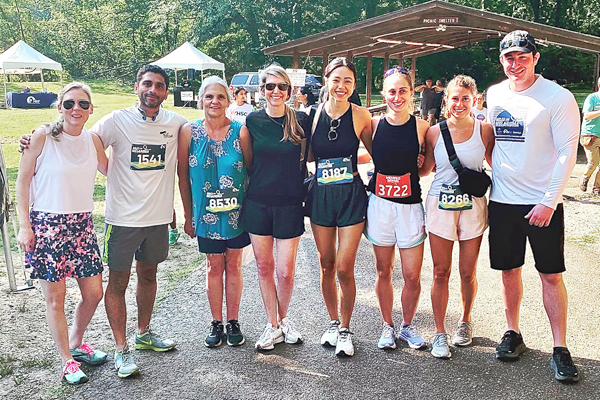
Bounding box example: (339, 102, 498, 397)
(500, 36, 536, 51)
(384, 67, 410, 78)
(264, 83, 290, 91)
(62, 100, 91, 110)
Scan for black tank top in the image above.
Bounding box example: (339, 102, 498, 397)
(312, 105, 359, 173)
(368, 115, 422, 204)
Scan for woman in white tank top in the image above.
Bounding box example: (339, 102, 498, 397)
(421, 75, 495, 359)
(16, 82, 108, 385)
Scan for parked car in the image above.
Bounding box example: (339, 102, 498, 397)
(304, 74, 323, 97)
(229, 72, 259, 104)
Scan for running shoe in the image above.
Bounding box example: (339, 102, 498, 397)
(431, 333, 451, 359)
(280, 317, 303, 344)
(377, 324, 396, 349)
(580, 176, 589, 192)
(114, 346, 139, 378)
(397, 324, 427, 349)
(134, 328, 176, 352)
(551, 347, 580, 383)
(226, 319, 245, 347)
(335, 328, 354, 357)
(205, 320, 225, 348)
(495, 330, 526, 361)
(452, 321, 474, 347)
(255, 323, 284, 351)
(61, 359, 88, 385)
(321, 320, 340, 347)
(593, 187, 600, 196)
(169, 228, 180, 245)
(70, 343, 108, 365)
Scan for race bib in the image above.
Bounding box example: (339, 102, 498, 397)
(130, 144, 166, 170)
(375, 173, 411, 199)
(206, 188, 240, 213)
(317, 157, 354, 185)
(438, 184, 472, 211)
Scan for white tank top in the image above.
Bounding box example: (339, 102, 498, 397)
(31, 127, 98, 213)
(428, 119, 486, 196)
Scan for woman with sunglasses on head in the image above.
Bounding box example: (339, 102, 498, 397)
(365, 67, 430, 351)
(304, 57, 373, 357)
(296, 86, 315, 112)
(16, 83, 108, 385)
(177, 76, 249, 349)
(421, 75, 494, 359)
(240, 65, 311, 351)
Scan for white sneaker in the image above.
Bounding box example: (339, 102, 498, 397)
(377, 324, 396, 349)
(335, 328, 354, 357)
(452, 321, 473, 347)
(255, 323, 283, 351)
(431, 333, 451, 359)
(280, 317, 303, 344)
(320, 320, 340, 347)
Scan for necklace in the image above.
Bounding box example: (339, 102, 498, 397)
(266, 111, 285, 128)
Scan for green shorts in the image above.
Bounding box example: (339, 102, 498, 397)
(103, 224, 169, 271)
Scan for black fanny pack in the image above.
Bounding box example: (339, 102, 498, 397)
(439, 120, 491, 198)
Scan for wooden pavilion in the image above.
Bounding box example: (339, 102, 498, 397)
(263, 0, 600, 106)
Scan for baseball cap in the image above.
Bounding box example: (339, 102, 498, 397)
(499, 30, 537, 57)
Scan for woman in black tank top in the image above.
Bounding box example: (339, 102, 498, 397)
(365, 67, 430, 350)
(309, 57, 372, 357)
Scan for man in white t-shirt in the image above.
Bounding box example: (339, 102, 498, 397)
(92, 65, 187, 379)
(487, 31, 580, 382)
(226, 87, 253, 125)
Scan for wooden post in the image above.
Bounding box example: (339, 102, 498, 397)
(366, 53, 372, 107)
(383, 53, 389, 72)
(293, 50, 300, 69)
(322, 53, 329, 76)
(411, 57, 416, 83)
(347, 51, 353, 62)
(595, 53, 600, 91)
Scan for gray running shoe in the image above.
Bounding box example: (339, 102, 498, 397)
(452, 321, 474, 347)
(321, 320, 340, 347)
(114, 346, 139, 378)
(431, 333, 451, 359)
(335, 328, 354, 357)
(255, 323, 284, 351)
(135, 328, 176, 352)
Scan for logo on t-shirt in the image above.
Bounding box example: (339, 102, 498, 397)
(492, 108, 525, 142)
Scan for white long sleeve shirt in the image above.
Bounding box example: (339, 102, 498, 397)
(487, 75, 579, 209)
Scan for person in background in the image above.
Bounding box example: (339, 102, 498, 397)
(421, 75, 494, 359)
(227, 87, 254, 125)
(240, 65, 311, 351)
(415, 78, 444, 126)
(433, 79, 445, 123)
(579, 77, 600, 195)
(179, 76, 249, 348)
(487, 30, 580, 382)
(472, 93, 487, 122)
(16, 82, 108, 385)
(365, 67, 429, 351)
(296, 86, 316, 112)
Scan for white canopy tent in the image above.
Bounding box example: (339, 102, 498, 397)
(152, 41, 226, 85)
(0, 40, 62, 108)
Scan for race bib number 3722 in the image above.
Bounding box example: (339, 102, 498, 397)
(375, 173, 411, 199)
(130, 144, 166, 170)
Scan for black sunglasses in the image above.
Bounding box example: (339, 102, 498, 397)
(328, 118, 340, 141)
(384, 67, 410, 78)
(62, 100, 91, 110)
(264, 83, 290, 91)
(500, 36, 536, 51)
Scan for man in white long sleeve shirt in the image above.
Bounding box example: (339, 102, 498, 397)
(487, 30, 580, 383)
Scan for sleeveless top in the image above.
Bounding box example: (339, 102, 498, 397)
(31, 128, 97, 213)
(188, 119, 247, 240)
(311, 105, 359, 173)
(428, 119, 486, 196)
(368, 115, 422, 204)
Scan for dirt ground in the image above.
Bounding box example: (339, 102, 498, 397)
(1, 161, 599, 400)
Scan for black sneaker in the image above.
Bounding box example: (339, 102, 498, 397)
(205, 320, 224, 348)
(495, 330, 527, 361)
(551, 347, 580, 383)
(226, 319, 245, 347)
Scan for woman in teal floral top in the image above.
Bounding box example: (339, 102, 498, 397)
(178, 76, 249, 348)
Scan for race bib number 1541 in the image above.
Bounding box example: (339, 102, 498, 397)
(130, 144, 166, 170)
